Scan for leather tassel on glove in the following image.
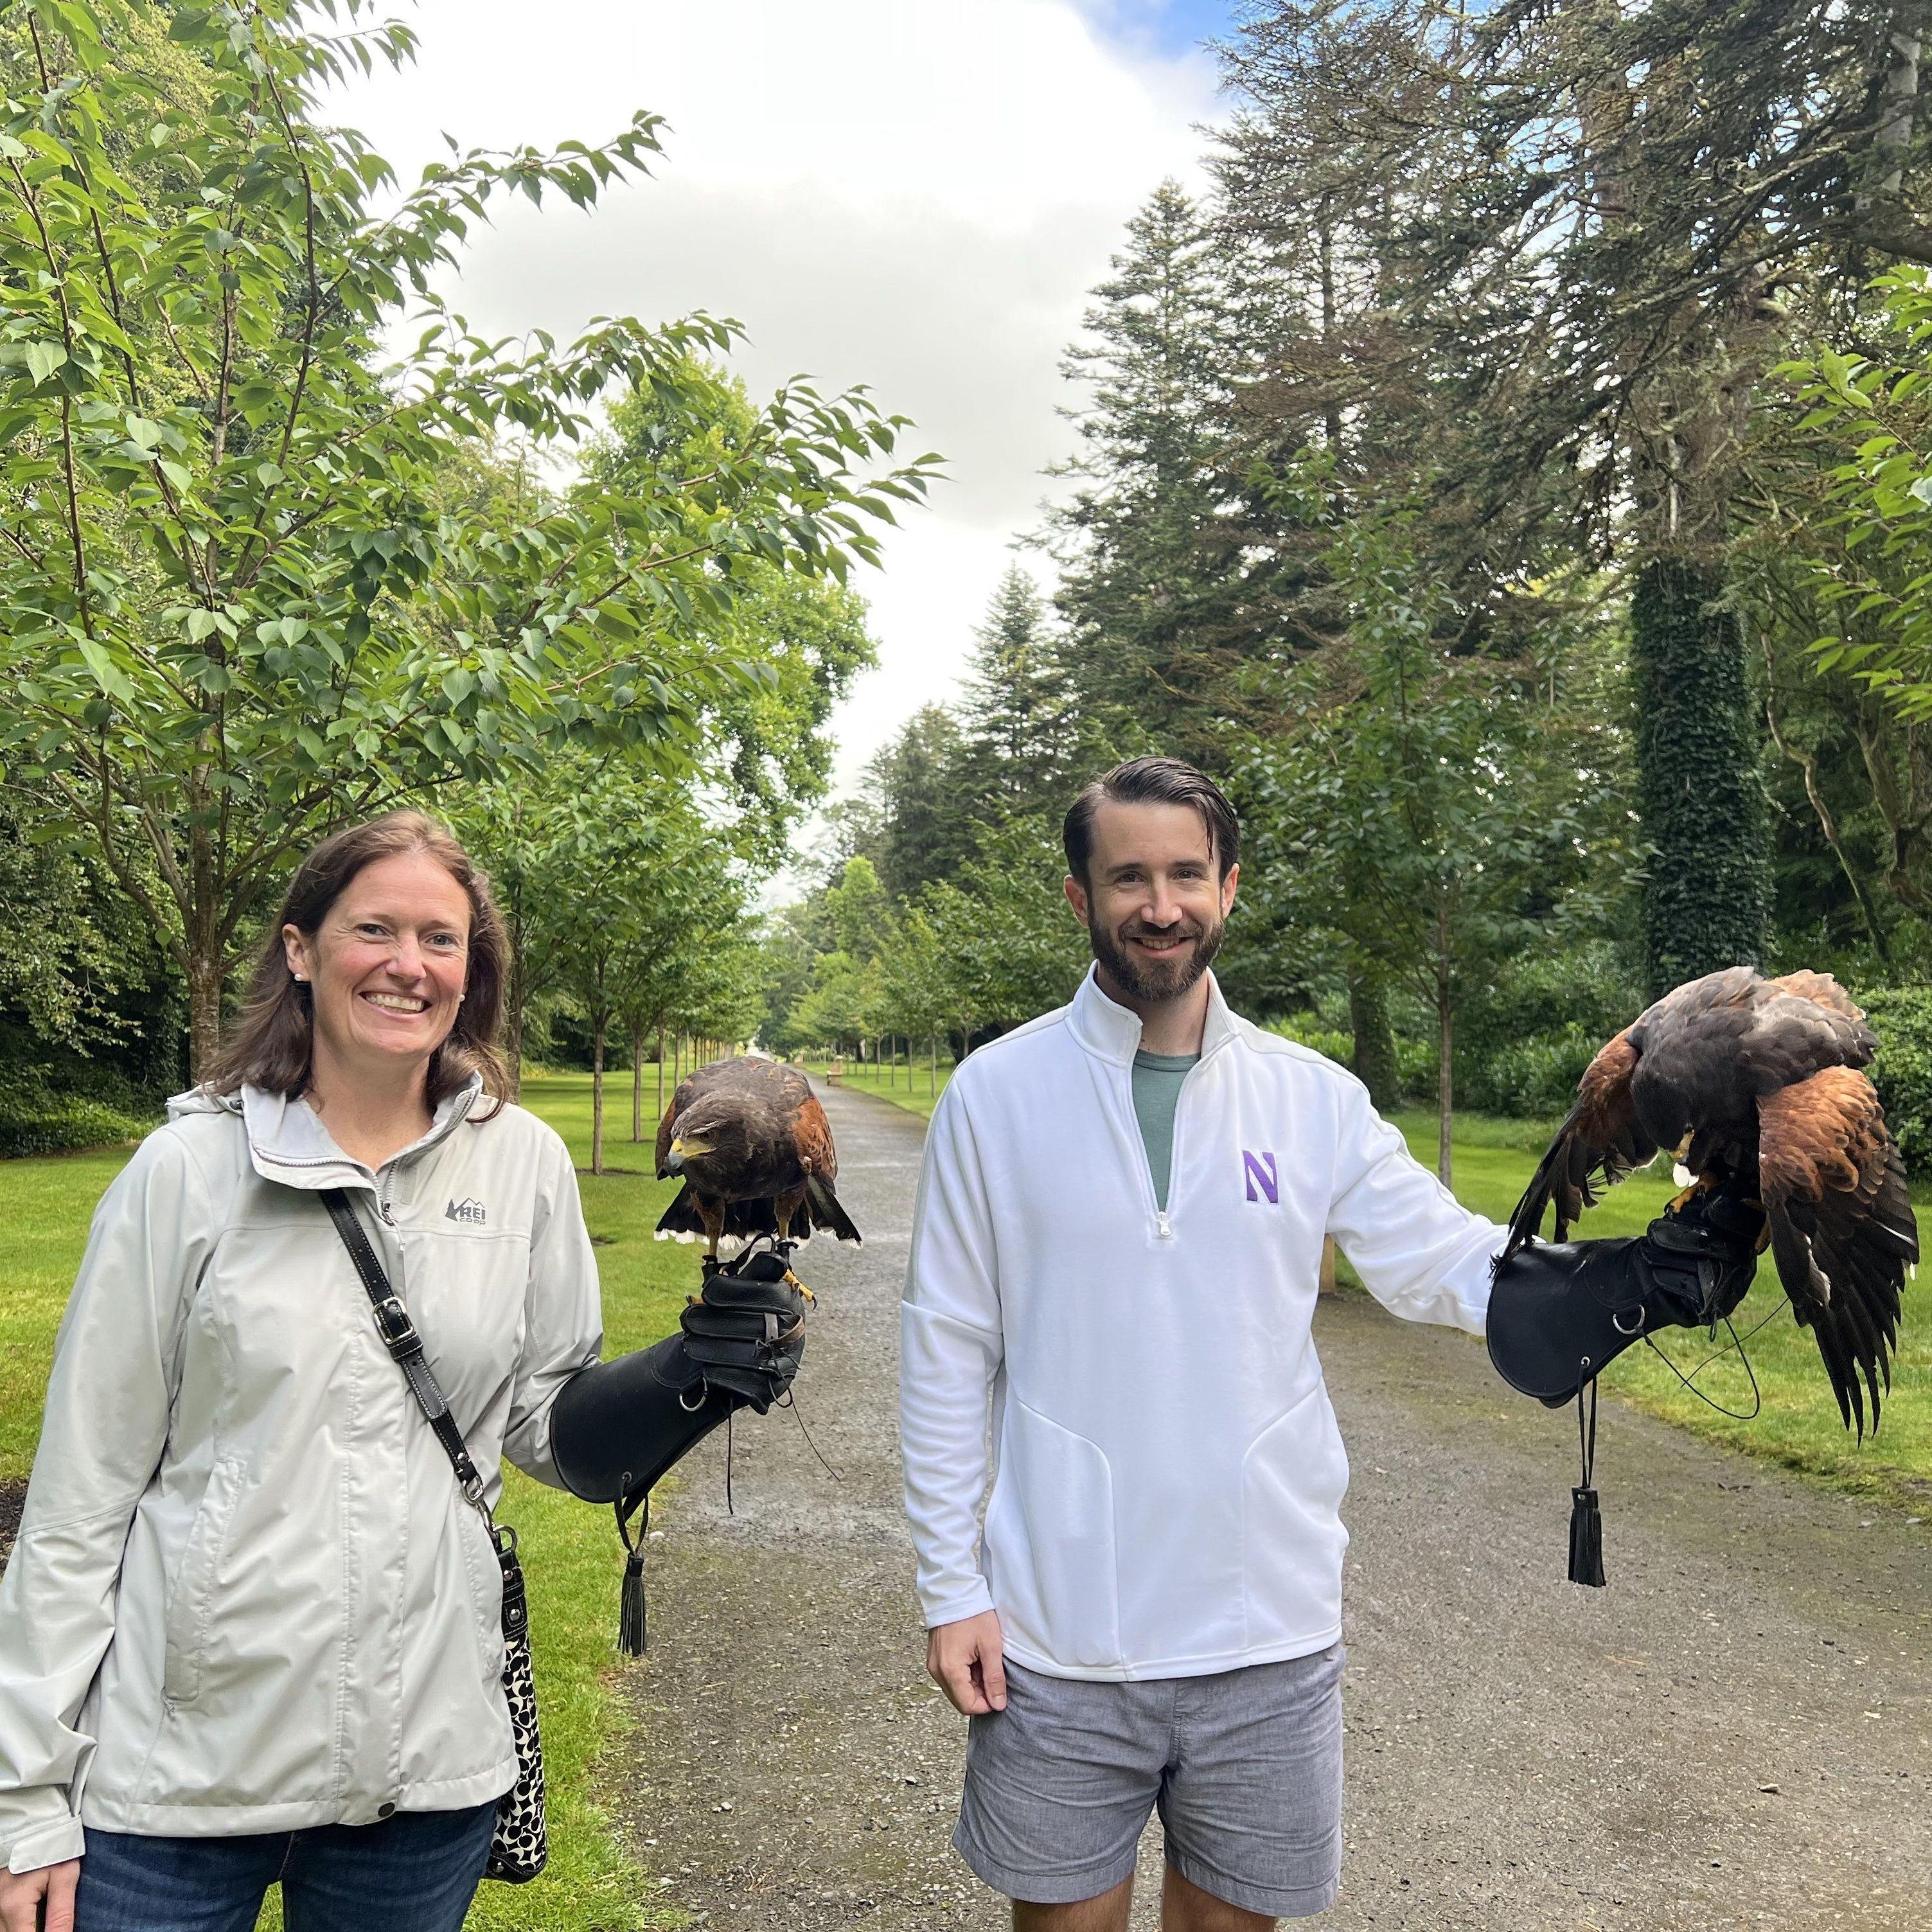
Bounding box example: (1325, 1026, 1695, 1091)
(1568, 1377, 1606, 1588)
(1568, 1484, 1606, 1588)
(618, 1543, 649, 1657)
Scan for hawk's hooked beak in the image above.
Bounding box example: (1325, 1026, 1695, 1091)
(666, 1135, 714, 1174)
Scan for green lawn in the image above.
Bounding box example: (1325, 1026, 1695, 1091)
(0, 1076, 695, 1932)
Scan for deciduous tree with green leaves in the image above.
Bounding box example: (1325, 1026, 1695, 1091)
(0, 0, 932, 1074)
(1237, 519, 1632, 1181)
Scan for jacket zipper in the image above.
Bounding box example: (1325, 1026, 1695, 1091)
(1122, 1038, 1227, 1243)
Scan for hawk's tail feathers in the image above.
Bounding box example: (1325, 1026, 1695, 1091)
(806, 1173, 862, 1244)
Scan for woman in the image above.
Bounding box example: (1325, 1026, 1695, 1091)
(0, 812, 800, 1932)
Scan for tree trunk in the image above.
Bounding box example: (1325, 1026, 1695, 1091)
(1435, 906, 1453, 1187)
(656, 1022, 666, 1120)
(630, 1022, 644, 1141)
(930, 1031, 937, 1097)
(1631, 556, 1768, 998)
(591, 1018, 607, 1178)
(186, 943, 224, 1086)
(1347, 966, 1403, 1112)
(1762, 648, 1892, 964)
(502, 996, 524, 1104)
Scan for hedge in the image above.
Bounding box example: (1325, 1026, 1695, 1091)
(1860, 986, 1932, 1174)
(0, 1069, 156, 1158)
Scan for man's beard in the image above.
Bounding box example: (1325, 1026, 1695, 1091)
(1086, 910, 1225, 1004)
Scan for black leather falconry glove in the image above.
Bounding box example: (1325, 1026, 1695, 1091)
(1487, 1176, 1762, 1590)
(549, 1247, 808, 1651)
(1487, 1176, 1764, 1407)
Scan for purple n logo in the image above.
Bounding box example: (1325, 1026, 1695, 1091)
(1243, 1149, 1279, 1204)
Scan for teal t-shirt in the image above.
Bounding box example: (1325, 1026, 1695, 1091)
(1131, 1049, 1200, 1212)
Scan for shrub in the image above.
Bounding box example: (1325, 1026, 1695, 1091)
(1456, 941, 1647, 1117)
(0, 1068, 155, 1158)
(1474, 1025, 1604, 1119)
(1859, 986, 1932, 1174)
(1263, 1017, 1355, 1066)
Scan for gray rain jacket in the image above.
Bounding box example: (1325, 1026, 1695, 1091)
(0, 1077, 601, 1874)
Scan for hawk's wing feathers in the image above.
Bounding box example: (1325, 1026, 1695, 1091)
(1759, 1067, 1916, 1438)
(1504, 1029, 1659, 1257)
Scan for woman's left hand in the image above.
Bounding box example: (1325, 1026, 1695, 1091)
(0, 1856, 79, 1932)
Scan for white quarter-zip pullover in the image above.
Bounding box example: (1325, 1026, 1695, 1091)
(900, 969, 1507, 1681)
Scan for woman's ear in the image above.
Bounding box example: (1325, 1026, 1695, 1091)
(282, 923, 312, 984)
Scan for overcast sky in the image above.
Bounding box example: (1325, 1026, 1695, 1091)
(332, 1, 1231, 799)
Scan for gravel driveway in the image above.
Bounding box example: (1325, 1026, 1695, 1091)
(611, 1081, 1932, 1930)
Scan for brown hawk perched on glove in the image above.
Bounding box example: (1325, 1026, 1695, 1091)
(1503, 967, 1918, 1437)
(655, 1055, 862, 1258)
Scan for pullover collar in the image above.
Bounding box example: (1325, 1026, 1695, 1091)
(168, 1074, 484, 1191)
(1067, 964, 1239, 1068)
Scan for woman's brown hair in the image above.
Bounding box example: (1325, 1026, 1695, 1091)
(208, 810, 510, 1108)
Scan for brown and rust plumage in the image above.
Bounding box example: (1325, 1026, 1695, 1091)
(1503, 967, 1917, 1436)
(655, 1054, 861, 1257)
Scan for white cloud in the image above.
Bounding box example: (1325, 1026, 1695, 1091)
(332, 0, 1218, 791)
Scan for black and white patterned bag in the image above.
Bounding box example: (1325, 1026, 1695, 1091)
(484, 1524, 547, 1882)
(322, 1191, 548, 1885)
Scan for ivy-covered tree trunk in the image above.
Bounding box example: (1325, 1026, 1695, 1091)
(1631, 556, 1768, 998)
(1347, 966, 1403, 1112)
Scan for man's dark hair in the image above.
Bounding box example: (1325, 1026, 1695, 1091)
(1062, 756, 1241, 884)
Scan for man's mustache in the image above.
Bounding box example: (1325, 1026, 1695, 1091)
(1118, 923, 1203, 945)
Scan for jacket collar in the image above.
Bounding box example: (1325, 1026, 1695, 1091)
(1067, 964, 1240, 1068)
(170, 1074, 484, 1191)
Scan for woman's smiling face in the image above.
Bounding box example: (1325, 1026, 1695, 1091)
(281, 850, 472, 1084)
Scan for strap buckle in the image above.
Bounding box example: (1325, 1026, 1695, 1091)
(371, 1295, 419, 1352)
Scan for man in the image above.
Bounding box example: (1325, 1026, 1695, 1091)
(898, 755, 1755, 1930)
(899, 754, 1505, 1931)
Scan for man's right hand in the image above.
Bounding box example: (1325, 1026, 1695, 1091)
(0, 1858, 78, 1932)
(926, 1609, 1007, 1715)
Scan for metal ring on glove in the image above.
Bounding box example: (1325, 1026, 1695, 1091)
(678, 1381, 709, 1413)
(1612, 1304, 1647, 1336)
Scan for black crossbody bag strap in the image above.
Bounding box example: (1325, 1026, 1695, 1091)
(319, 1187, 489, 1512)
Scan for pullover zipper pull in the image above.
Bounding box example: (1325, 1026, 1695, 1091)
(1156, 1210, 1173, 1241)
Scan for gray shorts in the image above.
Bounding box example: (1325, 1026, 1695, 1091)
(954, 1645, 1345, 1919)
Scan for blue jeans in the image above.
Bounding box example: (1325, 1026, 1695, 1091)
(73, 1802, 497, 1932)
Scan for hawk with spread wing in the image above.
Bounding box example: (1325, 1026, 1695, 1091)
(655, 1055, 862, 1258)
(1503, 968, 1917, 1436)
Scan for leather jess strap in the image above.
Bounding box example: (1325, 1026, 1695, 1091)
(319, 1187, 488, 1512)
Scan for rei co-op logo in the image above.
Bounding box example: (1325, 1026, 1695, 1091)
(445, 1197, 487, 1227)
(1242, 1150, 1279, 1205)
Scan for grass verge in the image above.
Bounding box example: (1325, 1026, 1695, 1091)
(0, 1074, 695, 1931)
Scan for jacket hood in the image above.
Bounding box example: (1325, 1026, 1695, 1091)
(165, 1076, 484, 1191)
(1065, 964, 1240, 1068)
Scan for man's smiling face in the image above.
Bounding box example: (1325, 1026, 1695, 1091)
(1064, 797, 1239, 1006)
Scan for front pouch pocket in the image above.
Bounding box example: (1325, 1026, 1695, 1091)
(984, 1398, 1121, 1671)
(1240, 1382, 1349, 1653)
(161, 1455, 245, 1705)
